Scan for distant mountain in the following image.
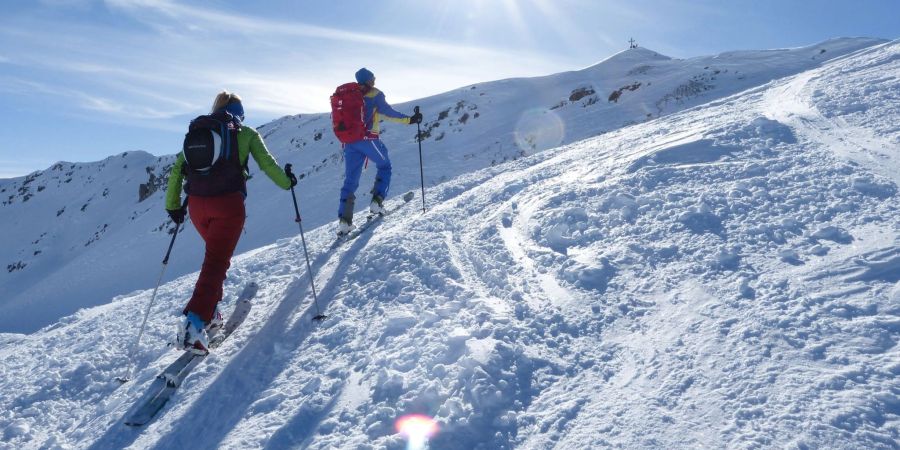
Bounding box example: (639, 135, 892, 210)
(0, 37, 883, 333)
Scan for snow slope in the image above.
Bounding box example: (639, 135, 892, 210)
(1, 39, 898, 449)
(0, 37, 883, 334)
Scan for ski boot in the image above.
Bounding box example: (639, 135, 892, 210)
(175, 311, 209, 355)
(337, 218, 355, 237)
(369, 195, 385, 216)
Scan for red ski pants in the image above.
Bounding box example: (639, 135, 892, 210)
(183, 192, 245, 323)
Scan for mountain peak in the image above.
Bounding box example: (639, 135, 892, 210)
(582, 46, 672, 72)
(607, 46, 672, 62)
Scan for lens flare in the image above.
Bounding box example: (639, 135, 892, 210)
(395, 414, 439, 450)
(514, 108, 565, 154)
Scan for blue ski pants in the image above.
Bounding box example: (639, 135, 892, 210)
(338, 138, 392, 220)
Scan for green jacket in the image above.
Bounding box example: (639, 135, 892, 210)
(165, 126, 291, 210)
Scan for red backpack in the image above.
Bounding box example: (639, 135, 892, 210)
(330, 82, 366, 144)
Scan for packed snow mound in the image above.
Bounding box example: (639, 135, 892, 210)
(1, 39, 898, 449)
(0, 37, 884, 334)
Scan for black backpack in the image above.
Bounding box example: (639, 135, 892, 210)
(181, 111, 246, 197)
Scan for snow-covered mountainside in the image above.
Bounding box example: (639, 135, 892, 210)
(0, 37, 884, 334)
(1, 39, 898, 449)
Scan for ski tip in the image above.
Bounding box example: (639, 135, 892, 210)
(115, 377, 131, 384)
(241, 281, 259, 299)
(403, 191, 415, 202)
(312, 314, 328, 322)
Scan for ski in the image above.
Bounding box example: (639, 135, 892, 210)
(123, 282, 258, 426)
(331, 191, 415, 249)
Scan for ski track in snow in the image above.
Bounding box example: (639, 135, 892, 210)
(1, 39, 899, 449)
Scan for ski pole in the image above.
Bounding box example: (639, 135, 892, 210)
(414, 106, 426, 213)
(118, 198, 188, 383)
(285, 164, 327, 322)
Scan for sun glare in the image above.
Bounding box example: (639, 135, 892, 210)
(395, 414, 440, 450)
(514, 108, 566, 154)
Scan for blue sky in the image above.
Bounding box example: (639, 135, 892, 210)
(1, 0, 897, 178)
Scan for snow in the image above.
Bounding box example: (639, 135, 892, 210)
(0, 37, 882, 334)
(0, 38, 898, 449)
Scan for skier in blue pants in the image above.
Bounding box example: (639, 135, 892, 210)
(337, 67, 422, 235)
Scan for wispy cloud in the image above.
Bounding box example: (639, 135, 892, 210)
(4, 0, 569, 126)
(0, 76, 185, 120)
(104, 0, 545, 61)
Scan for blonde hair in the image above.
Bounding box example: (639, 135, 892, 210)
(211, 90, 242, 113)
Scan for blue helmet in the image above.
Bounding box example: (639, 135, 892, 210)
(224, 102, 244, 122)
(355, 67, 375, 84)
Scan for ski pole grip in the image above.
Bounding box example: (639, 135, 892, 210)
(286, 163, 302, 222)
(162, 200, 186, 265)
(413, 106, 422, 142)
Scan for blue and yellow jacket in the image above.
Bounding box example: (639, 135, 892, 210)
(363, 87, 411, 136)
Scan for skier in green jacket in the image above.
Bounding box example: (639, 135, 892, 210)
(165, 91, 296, 353)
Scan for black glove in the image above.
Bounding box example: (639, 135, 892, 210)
(285, 163, 298, 187)
(167, 207, 186, 224)
(408, 112, 423, 125)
